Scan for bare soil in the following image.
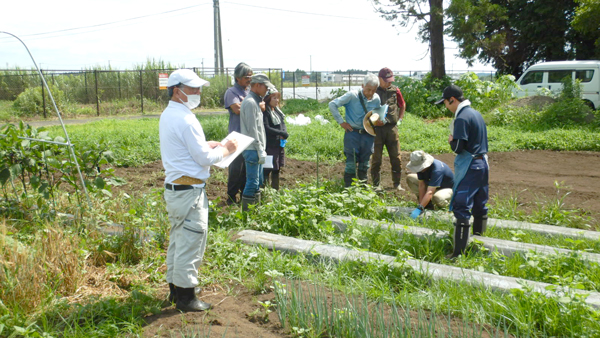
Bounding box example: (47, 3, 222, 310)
(114, 150, 600, 223)
(108, 150, 599, 336)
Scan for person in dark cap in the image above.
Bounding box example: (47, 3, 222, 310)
(223, 62, 253, 205)
(436, 84, 489, 258)
(240, 73, 275, 211)
(370, 67, 406, 192)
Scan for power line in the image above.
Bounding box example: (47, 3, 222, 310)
(221, 1, 378, 21)
(0, 3, 212, 42)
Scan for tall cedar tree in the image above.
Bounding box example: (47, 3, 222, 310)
(372, 0, 446, 79)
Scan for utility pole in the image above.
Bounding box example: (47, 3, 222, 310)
(213, 0, 224, 74)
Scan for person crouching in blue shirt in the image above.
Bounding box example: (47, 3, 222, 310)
(329, 73, 381, 187)
(436, 84, 489, 258)
(406, 150, 454, 218)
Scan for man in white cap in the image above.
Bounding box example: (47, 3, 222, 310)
(406, 150, 454, 219)
(160, 69, 238, 312)
(240, 73, 275, 211)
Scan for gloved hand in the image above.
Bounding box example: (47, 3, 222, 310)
(410, 207, 423, 219)
(398, 118, 403, 125)
(258, 150, 267, 164)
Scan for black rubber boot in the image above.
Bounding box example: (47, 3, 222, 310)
(241, 195, 257, 212)
(449, 219, 470, 258)
(175, 287, 211, 312)
(357, 170, 368, 184)
(168, 283, 177, 304)
(271, 170, 280, 190)
(371, 172, 381, 188)
(344, 173, 355, 188)
(473, 215, 488, 236)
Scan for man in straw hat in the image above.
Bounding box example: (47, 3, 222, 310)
(435, 84, 489, 258)
(370, 67, 406, 192)
(329, 73, 381, 187)
(160, 69, 238, 312)
(406, 150, 454, 219)
(240, 73, 276, 211)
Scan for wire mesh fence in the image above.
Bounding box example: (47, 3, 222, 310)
(0, 67, 283, 117)
(0, 68, 495, 117)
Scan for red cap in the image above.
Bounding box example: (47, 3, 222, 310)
(378, 67, 394, 82)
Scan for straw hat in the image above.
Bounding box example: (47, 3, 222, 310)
(363, 111, 380, 136)
(406, 150, 435, 173)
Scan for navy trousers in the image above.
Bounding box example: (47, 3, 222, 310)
(452, 158, 489, 220)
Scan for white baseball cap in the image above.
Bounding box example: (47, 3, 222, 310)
(167, 69, 210, 88)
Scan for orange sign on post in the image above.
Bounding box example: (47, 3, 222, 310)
(302, 75, 310, 86)
(159, 73, 169, 90)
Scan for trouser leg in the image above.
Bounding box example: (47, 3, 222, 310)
(164, 188, 208, 289)
(386, 128, 402, 187)
(271, 170, 280, 190)
(432, 188, 453, 209)
(242, 150, 263, 198)
(227, 155, 245, 204)
(264, 169, 272, 189)
(370, 131, 384, 187)
(343, 131, 359, 187)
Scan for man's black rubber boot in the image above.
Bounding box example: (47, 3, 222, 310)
(175, 287, 211, 312)
(241, 195, 257, 212)
(449, 219, 470, 258)
(168, 283, 177, 304)
(344, 173, 355, 188)
(473, 215, 488, 236)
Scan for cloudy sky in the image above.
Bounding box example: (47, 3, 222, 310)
(1, 0, 493, 74)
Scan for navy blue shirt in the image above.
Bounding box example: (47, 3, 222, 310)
(417, 159, 454, 189)
(453, 106, 488, 155)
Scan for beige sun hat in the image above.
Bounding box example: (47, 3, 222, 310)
(406, 150, 435, 173)
(363, 111, 380, 136)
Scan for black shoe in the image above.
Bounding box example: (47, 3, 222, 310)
(449, 219, 470, 258)
(473, 215, 488, 236)
(168, 283, 177, 304)
(175, 287, 211, 312)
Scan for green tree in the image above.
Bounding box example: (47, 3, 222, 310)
(447, 0, 597, 77)
(371, 0, 446, 79)
(572, 0, 600, 55)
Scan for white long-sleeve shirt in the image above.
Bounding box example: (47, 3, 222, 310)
(159, 101, 223, 184)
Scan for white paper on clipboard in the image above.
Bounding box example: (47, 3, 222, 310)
(263, 155, 274, 169)
(214, 131, 254, 168)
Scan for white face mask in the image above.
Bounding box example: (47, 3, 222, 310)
(179, 88, 201, 110)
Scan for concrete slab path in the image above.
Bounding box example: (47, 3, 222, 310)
(236, 229, 600, 308)
(330, 216, 600, 264)
(387, 206, 600, 241)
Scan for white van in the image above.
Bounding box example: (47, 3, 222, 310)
(514, 60, 600, 109)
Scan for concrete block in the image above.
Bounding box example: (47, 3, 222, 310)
(236, 229, 600, 308)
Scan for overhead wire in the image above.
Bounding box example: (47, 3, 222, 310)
(0, 3, 212, 42)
